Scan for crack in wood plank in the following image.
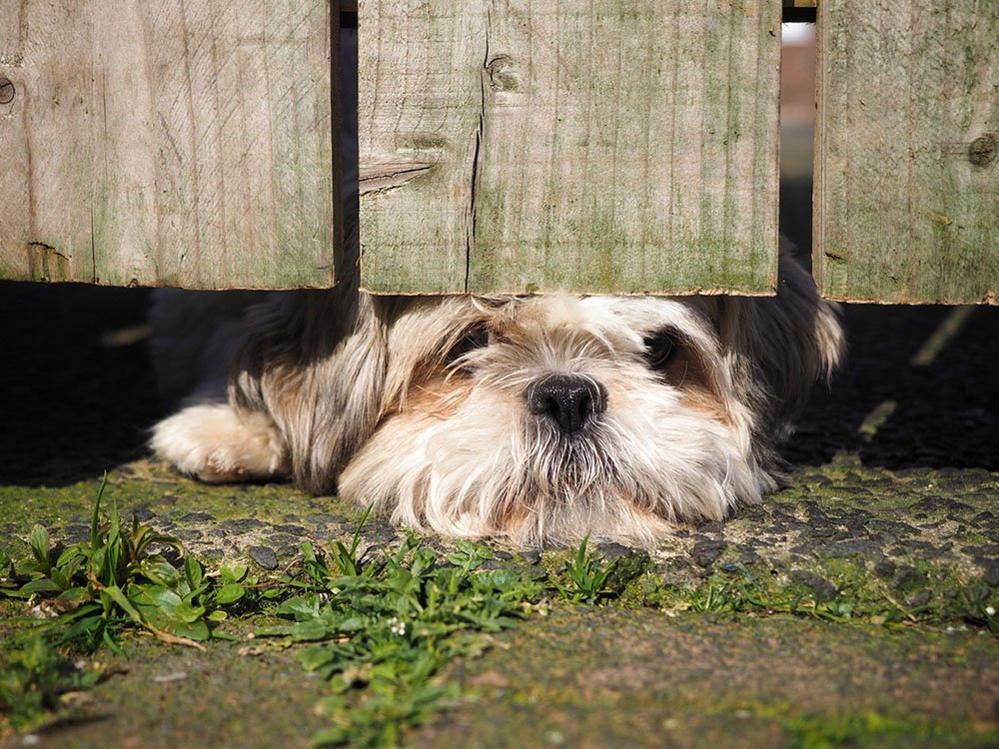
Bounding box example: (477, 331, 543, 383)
(359, 163, 433, 194)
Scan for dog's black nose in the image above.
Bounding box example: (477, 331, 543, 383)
(527, 374, 606, 433)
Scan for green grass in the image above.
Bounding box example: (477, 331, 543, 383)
(551, 534, 619, 603)
(0, 475, 257, 652)
(255, 532, 546, 747)
(0, 635, 100, 732)
(2, 479, 995, 746)
(0, 482, 620, 746)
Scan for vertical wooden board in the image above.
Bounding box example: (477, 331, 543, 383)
(814, 0, 998, 305)
(357, 1, 486, 293)
(359, 0, 781, 295)
(0, 0, 338, 289)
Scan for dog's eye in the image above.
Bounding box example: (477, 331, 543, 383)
(445, 324, 490, 363)
(643, 329, 679, 371)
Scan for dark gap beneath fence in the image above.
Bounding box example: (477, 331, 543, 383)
(0, 282, 158, 486)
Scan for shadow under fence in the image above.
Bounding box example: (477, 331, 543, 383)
(785, 301, 999, 472)
(0, 282, 163, 487)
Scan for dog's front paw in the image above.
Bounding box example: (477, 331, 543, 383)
(151, 404, 289, 483)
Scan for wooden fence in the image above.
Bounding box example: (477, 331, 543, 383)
(0, 0, 995, 303)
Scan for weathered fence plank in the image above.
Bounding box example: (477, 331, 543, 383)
(814, 0, 998, 305)
(0, 0, 338, 289)
(359, 0, 782, 295)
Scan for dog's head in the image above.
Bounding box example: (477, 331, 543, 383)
(233, 254, 843, 546)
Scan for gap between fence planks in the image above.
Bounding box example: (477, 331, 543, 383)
(358, 0, 782, 296)
(0, 0, 340, 289)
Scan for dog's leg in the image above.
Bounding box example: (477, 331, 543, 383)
(150, 403, 289, 483)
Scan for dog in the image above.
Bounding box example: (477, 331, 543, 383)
(149, 243, 843, 547)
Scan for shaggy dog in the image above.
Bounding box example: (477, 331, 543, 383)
(150, 247, 843, 547)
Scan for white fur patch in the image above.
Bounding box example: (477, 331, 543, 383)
(150, 404, 288, 483)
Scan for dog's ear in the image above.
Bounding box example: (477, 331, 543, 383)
(229, 291, 391, 494)
(709, 242, 845, 442)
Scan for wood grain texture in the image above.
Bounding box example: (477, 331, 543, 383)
(359, 0, 781, 295)
(814, 0, 998, 305)
(0, 0, 338, 289)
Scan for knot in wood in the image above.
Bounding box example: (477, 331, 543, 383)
(967, 134, 997, 168)
(0, 77, 15, 105)
(485, 55, 517, 92)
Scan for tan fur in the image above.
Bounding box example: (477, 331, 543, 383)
(150, 249, 843, 547)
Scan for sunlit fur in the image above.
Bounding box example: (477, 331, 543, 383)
(149, 246, 844, 548)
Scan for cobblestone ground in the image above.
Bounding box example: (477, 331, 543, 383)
(0, 274, 996, 747)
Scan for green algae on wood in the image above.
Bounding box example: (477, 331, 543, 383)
(0, 2, 339, 290)
(358, 0, 781, 295)
(814, 0, 998, 304)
